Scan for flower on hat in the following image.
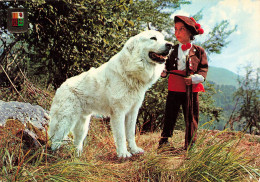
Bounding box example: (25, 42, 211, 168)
(190, 17, 204, 35)
(198, 28, 204, 34)
(195, 23, 201, 29)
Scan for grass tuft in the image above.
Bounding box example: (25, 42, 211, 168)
(172, 129, 259, 181)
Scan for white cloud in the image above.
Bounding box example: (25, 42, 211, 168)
(209, 0, 260, 44)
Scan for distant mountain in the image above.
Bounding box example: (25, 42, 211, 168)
(203, 67, 239, 130)
(207, 66, 239, 87)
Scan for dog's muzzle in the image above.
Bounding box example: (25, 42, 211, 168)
(149, 43, 173, 64)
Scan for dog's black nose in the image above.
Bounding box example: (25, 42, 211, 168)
(165, 43, 173, 50)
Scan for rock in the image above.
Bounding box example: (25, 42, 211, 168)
(0, 101, 49, 148)
(0, 100, 49, 128)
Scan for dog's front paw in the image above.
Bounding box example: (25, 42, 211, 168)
(51, 142, 61, 151)
(130, 147, 145, 155)
(117, 151, 132, 158)
(76, 146, 83, 157)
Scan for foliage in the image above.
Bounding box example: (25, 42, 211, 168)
(207, 83, 237, 130)
(24, 0, 139, 89)
(230, 65, 260, 133)
(199, 81, 223, 121)
(214, 85, 237, 110)
(138, 78, 167, 132)
(201, 20, 237, 55)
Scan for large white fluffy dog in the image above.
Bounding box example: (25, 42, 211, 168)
(48, 30, 172, 158)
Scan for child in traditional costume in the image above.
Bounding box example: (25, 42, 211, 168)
(159, 15, 208, 150)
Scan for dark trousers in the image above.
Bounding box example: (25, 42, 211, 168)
(161, 91, 199, 149)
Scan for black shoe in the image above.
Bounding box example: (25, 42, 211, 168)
(158, 137, 176, 151)
(158, 137, 169, 148)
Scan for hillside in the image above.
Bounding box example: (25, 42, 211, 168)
(207, 66, 239, 87)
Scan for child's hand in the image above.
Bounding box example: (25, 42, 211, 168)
(184, 76, 192, 85)
(161, 69, 167, 78)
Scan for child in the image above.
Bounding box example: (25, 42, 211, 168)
(159, 15, 208, 150)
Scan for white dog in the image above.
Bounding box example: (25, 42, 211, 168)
(48, 30, 172, 158)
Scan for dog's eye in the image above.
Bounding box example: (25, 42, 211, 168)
(150, 37, 157, 41)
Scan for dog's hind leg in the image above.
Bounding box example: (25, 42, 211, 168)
(72, 114, 91, 156)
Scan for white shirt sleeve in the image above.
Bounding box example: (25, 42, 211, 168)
(191, 74, 205, 84)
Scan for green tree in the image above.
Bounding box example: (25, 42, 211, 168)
(228, 66, 260, 133)
(23, 0, 138, 89)
(1, 0, 138, 89)
(201, 20, 237, 55)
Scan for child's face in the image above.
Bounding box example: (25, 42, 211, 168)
(174, 21, 192, 44)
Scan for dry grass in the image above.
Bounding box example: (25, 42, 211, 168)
(0, 120, 259, 181)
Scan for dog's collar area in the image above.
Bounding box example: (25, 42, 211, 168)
(148, 52, 168, 64)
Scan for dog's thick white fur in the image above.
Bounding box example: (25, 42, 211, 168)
(48, 30, 172, 158)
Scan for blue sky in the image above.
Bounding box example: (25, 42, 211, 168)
(171, 0, 260, 75)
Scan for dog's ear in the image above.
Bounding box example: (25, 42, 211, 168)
(124, 37, 136, 54)
(148, 22, 152, 30)
(147, 22, 161, 32)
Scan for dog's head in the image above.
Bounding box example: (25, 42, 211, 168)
(124, 30, 173, 64)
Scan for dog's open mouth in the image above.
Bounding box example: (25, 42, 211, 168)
(149, 51, 169, 64)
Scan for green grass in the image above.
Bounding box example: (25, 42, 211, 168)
(1, 121, 259, 182)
